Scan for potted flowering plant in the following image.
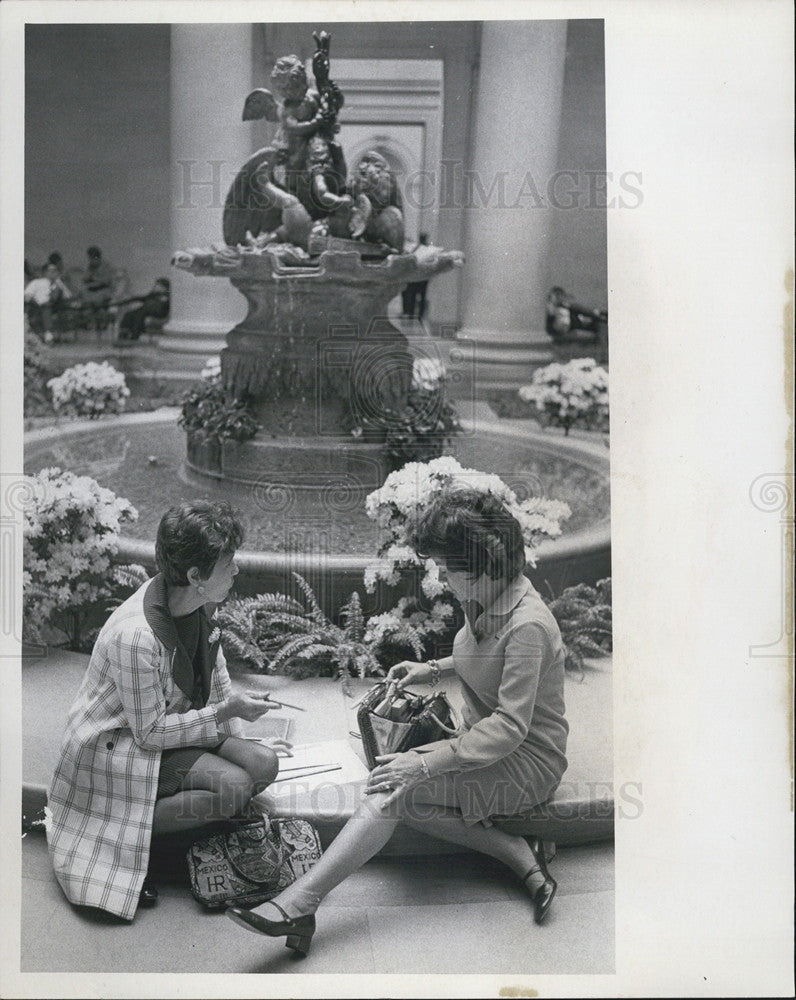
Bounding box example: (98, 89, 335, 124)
(179, 356, 260, 472)
(518, 358, 609, 435)
(24, 325, 55, 417)
(384, 357, 462, 468)
(347, 357, 461, 468)
(47, 361, 130, 418)
(363, 456, 571, 597)
(22, 467, 148, 651)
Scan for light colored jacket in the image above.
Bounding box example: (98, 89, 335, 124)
(47, 575, 243, 921)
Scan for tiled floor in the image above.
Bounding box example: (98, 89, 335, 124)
(21, 833, 614, 974)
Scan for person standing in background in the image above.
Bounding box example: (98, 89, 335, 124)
(401, 233, 431, 322)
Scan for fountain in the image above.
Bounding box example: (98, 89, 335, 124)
(24, 31, 610, 612)
(173, 31, 463, 495)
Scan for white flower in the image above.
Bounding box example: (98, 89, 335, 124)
(411, 357, 447, 392)
(201, 356, 222, 381)
(22, 468, 141, 643)
(362, 456, 571, 596)
(518, 358, 608, 430)
(47, 361, 129, 417)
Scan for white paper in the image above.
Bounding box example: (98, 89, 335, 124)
(264, 738, 369, 800)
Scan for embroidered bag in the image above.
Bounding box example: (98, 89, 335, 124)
(186, 815, 322, 909)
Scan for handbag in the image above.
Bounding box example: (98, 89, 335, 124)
(186, 814, 322, 909)
(357, 680, 461, 770)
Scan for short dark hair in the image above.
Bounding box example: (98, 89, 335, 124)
(155, 500, 244, 585)
(87, 246, 101, 259)
(410, 488, 526, 582)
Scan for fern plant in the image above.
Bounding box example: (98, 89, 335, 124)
(544, 577, 612, 672)
(213, 590, 313, 671)
(216, 573, 445, 680)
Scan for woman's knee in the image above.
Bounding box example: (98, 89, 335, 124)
(186, 756, 253, 815)
(248, 745, 279, 790)
(355, 789, 403, 821)
(218, 738, 280, 792)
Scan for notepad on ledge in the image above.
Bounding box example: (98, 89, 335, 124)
(243, 715, 292, 741)
(264, 739, 368, 802)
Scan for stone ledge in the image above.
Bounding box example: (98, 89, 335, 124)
(22, 647, 613, 853)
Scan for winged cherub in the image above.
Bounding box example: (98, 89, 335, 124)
(223, 43, 350, 248)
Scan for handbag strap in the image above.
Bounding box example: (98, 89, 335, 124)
(360, 682, 463, 734)
(426, 709, 461, 735)
(221, 820, 282, 885)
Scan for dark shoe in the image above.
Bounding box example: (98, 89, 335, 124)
(139, 879, 159, 908)
(522, 837, 557, 924)
(227, 901, 316, 957)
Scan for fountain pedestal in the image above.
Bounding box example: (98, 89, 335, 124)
(175, 243, 463, 491)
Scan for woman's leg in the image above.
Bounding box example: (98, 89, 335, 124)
(244, 775, 546, 922)
(401, 810, 542, 889)
(216, 736, 280, 796)
(248, 791, 401, 918)
(401, 779, 545, 892)
(151, 752, 254, 834)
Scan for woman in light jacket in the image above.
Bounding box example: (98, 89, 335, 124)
(228, 488, 569, 955)
(47, 500, 286, 921)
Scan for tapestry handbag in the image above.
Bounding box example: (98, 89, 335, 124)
(186, 814, 322, 909)
(357, 680, 460, 770)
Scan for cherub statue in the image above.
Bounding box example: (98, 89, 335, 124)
(347, 151, 405, 252)
(223, 34, 350, 248)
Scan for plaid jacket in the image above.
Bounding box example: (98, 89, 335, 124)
(47, 575, 243, 921)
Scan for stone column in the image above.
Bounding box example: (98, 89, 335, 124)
(159, 24, 254, 358)
(457, 20, 567, 390)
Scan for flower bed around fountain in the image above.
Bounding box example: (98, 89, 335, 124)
(24, 410, 610, 611)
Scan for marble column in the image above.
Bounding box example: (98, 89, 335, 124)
(159, 24, 254, 358)
(457, 20, 567, 390)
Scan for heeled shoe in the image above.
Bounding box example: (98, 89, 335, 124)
(138, 879, 159, 908)
(226, 900, 316, 957)
(522, 837, 557, 925)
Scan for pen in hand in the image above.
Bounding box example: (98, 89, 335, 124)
(245, 691, 307, 712)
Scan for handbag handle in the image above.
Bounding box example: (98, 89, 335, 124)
(222, 821, 283, 886)
(426, 709, 461, 736)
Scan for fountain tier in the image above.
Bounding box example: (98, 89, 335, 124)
(174, 243, 463, 489)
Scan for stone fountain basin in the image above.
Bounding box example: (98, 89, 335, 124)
(24, 411, 610, 610)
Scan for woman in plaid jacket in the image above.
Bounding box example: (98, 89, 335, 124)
(47, 501, 286, 921)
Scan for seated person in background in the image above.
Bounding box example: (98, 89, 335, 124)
(46, 251, 75, 293)
(117, 277, 171, 341)
(24, 261, 72, 340)
(81, 245, 114, 329)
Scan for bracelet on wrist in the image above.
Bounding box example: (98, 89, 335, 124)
(427, 659, 441, 687)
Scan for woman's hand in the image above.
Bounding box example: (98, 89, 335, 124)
(216, 691, 274, 723)
(385, 660, 432, 690)
(259, 737, 293, 757)
(365, 751, 428, 808)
